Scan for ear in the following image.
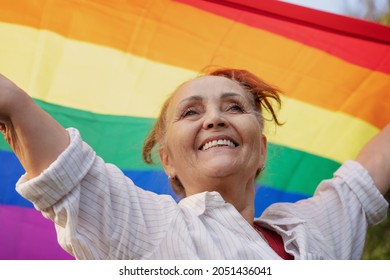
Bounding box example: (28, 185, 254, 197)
(159, 147, 177, 178)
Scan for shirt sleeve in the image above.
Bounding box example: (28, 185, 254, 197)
(260, 160, 388, 260)
(16, 128, 179, 259)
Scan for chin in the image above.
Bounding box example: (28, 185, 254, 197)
(202, 163, 240, 178)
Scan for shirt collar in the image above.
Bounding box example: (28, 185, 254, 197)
(178, 191, 227, 216)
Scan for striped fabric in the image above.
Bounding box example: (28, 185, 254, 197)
(1, 0, 389, 259)
(15, 129, 388, 259)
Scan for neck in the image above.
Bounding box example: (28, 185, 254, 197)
(184, 174, 256, 224)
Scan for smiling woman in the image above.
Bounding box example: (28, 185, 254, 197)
(0, 69, 389, 260)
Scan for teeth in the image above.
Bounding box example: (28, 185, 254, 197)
(201, 139, 236, 151)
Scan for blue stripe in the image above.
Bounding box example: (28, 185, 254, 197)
(254, 185, 309, 216)
(0, 149, 310, 216)
(0, 149, 32, 208)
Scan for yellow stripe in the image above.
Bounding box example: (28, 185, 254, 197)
(0, 22, 379, 163)
(0, 23, 196, 118)
(265, 97, 379, 163)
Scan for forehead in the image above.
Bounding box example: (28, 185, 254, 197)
(174, 75, 246, 101)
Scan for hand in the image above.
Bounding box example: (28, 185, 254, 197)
(356, 123, 390, 195)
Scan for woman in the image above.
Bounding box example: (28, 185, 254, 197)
(0, 69, 388, 259)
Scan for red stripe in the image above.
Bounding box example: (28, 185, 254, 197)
(214, 0, 390, 44)
(177, 0, 390, 74)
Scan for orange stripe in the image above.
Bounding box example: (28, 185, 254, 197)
(178, 0, 390, 73)
(1, 0, 389, 128)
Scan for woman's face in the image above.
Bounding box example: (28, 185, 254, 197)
(159, 75, 267, 194)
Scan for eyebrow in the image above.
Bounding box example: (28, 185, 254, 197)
(178, 95, 203, 105)
(221, 92, 245, 99)
(179, 92, 244, 105)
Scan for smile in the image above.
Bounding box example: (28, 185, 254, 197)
(200, 139, 237, 151)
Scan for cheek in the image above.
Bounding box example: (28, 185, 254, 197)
(242, 122, 264, 157)
(242, 120, 262, 143)
(165, 124, 196, 160)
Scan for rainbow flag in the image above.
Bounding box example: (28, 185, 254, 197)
(0, 0, 389, 260)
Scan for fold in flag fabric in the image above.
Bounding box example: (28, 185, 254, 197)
(0, 0, 389, 259)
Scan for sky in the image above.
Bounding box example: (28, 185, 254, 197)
(280, 0, 389, 20)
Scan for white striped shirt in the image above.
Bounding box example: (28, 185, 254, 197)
(16, 128, 388, 259)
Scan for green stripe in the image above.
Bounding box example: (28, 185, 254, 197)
(0, 99, 155, 169)
(0, 138, 9, 151)
(0, 99, 341, 195)
(262, 144, 340, 195)
(37, 99, 157, 169)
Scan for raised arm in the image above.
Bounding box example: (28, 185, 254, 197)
(0, 74, 69, 179)
(356, 123, 390, 196)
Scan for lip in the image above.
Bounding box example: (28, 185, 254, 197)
(198, 135, 239, 151)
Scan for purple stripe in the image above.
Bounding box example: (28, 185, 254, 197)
(0, 205, 74, 260)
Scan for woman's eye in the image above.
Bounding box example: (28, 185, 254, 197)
(227, 104, 244, 113)
(182, 108, 198, 118)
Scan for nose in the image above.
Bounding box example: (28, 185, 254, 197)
(203, 110, 228, 130)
